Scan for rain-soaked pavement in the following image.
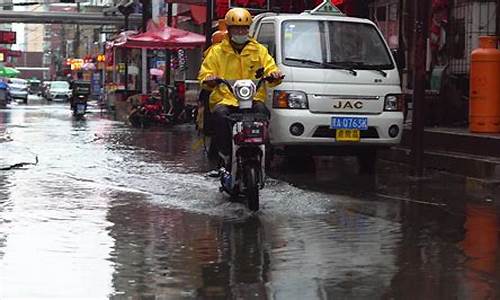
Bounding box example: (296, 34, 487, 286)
(0, 98, 499, 299)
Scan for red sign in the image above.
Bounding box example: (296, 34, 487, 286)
(165, 0, 206, 3)
(6, 50, 22, 57)
(0, 31, 16, 44)
(229, 0, 269, 10)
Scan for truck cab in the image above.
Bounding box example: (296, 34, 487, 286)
(251, 6, 404, 168)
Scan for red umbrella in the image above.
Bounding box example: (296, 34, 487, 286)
(115, 21, 205, 50)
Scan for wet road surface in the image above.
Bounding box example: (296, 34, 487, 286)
(1, 99, 499, 299)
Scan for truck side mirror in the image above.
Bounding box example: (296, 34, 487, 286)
(391, 48, 405, 70)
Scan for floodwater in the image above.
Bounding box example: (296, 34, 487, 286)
(0, 99, 499, 299)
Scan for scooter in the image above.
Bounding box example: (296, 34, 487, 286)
(0, 81, 10, 108)
(208, 73, 282, 211)
(71, 80, 91, 119)
(72, 94, 87, 118)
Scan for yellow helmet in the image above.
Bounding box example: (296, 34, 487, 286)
(225, 8, 252, 26)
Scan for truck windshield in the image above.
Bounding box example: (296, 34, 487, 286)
(282, 20, 394, 70)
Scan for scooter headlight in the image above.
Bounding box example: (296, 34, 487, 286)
(233, 80, 256, 102)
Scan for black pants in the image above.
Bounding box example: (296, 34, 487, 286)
(212, 102, 270, 156)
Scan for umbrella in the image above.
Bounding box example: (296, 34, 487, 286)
(82, 62, 96, 71)
(114, 20, 206, 50)
(150, 68, 164, 76)
(0, 66, 20, 78)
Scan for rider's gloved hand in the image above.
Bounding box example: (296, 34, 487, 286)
(269, 71, 284, 82)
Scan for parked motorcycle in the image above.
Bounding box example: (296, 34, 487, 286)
(207, 73, 282, 211)
(128, 95, 170, 127)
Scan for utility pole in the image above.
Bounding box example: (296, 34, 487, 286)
(124, 12, 128, 93)
(61, 26, 66, 58)
(74, 1, 81, 58)
(497, 0, 499, 37)
(410, 0, 430, 177)
(205, 0, 212, 49)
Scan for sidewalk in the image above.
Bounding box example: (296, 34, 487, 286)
(379, 125, 500, 192)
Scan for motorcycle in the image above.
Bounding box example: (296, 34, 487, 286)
(71, 80, 91, 118)
(128, 94, 170, 127)
(0, 81, 10, 108)
(207, 73, 282, 211)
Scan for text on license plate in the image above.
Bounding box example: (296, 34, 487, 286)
(331, 117, 368, 130)
(336, 129, 360, 142)
(76, 104, 85, 113)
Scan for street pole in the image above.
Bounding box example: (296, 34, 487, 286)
(165, 2, 173, 89)
(410, 0, 430, 177)
(162, 3, 173, 113)
(205, 0, 213, 49)
(496, 0, 500, 37)
(75, 2, 81, 58)
(124, 14, 129, 93)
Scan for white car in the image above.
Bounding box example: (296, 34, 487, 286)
(47, 81, 72, 102)
(251, 7, 404, 169)
(8, 78, 29, 104)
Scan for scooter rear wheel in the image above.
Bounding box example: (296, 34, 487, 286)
(244, 164, 260, 211)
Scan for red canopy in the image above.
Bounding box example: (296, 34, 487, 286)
(114, 21, 206, 50)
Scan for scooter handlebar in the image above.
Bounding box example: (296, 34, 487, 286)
(203, 75, 285, 92)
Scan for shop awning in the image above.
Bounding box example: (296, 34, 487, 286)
(114, 21, 205, 50)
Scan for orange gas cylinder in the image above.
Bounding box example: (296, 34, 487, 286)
(211, 19, 227, 44)
(469, 36, 500, 133)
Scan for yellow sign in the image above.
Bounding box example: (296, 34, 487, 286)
(0, 52, 4, 62)
(310, 0, 344, 16)
(70, 58, 84, 71)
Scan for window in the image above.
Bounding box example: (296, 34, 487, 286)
(256, 23, 276, 57)
(282, 20, 394, 70)
(282, 21, 323, 64)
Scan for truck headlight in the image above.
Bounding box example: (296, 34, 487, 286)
(273, 90, 308, 109)
(384, 94, 404, 111)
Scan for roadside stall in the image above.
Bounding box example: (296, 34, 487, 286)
(108, 20, 205, 124)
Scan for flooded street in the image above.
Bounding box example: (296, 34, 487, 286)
(1, 100, 499, 299)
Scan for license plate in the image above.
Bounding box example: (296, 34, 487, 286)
(331, 117, 368, 130)
(336, 129, 360, 142)
(76, 104, 85, 114)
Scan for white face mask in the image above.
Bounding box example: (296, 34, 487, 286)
(231, 34, 249, 44)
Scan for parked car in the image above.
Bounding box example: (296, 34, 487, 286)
(250, 8, 404, 171)
(47, 81, 72, 102)
(8, 78, 29, 104)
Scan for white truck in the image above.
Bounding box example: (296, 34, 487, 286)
(251, 2, 404, 171)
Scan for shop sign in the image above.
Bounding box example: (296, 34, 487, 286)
(70, 59, 84, 71)
(0, 31, 16, 44)
(118, 63, 126, 73)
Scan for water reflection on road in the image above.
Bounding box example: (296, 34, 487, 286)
(0, 102, 498, 299)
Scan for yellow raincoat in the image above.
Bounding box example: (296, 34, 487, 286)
(198, 37, 281, 111)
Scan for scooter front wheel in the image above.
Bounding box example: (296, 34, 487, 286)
(244, 163, 260, 211)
